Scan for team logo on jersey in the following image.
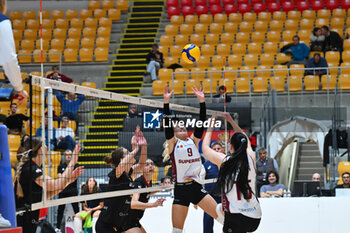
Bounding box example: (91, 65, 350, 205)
(177, 145, 183, 148)
(143, 110, 162, 129)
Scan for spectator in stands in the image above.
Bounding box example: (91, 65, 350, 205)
(46, 66, 73, 83)
(321, 25, 343, 52)
(334, 172, 350, 189)
(35, 116, 56, 150)
(312, 173, 321, 182)
(4, 103, 29, 134)
(160, 176, 172, 186)
(260, 171, 285, 198)
(56, 116, 76, 151)
(145, 43, 164, 82)
(56, 92, 85, 133)
(56, 149, 80, 232)
(213, 85, 231, 103)
(306, 53, 328, 77)
(310, 27, 325, 52)
(283, 35, 310, 66)
(0, 113, 6, 124)
(127, 104, 142, 118)
(256, 147, 279, 197)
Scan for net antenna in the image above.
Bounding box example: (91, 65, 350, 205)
(223, 59, 228, 155)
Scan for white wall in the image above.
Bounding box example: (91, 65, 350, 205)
(141, 196, 350, 233)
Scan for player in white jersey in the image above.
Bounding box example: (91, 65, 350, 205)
(163, 85, 223, 233)
(202, 113, 262, 233)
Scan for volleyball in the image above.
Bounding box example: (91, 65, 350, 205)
(181, 44, 201, 64)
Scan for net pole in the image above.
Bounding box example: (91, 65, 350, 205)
(223, 59, 228, 155)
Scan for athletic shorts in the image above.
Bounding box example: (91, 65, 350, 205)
(173, 180, 208, 206)
(223, 212, 261, 233)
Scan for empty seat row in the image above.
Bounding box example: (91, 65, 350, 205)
(88, 0, 129, 11)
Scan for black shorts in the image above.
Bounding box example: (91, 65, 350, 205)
(123, 215, 142, 231)
(173, 181, 208, 206)
(95, 208, 129, 233)
(223, 212, 261, 233)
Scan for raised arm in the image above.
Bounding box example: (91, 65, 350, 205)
(115, 145, 139, 178)
(191, 86, 206, 146)
(132, 134, 148, 174)
(163, 85, 176, 149)
(131, 193, 165, 210)
(202, 117, 225, 168)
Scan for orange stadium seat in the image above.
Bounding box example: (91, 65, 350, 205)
(321, 75, 337, 90)
(339, 74, 350, 90)
(83, 27, 97, 38)
(152, 80, 165, 95)
(10, 11, 22, 20)
(269, 20, 283, 32)
(170, 45, 181, 57)
(185, 79, 200, 94)
(239, 21, 253, 33)
(53, 28, 66, 39)
(27, 19, 39, 30)
(236, 32, 250, 44)
(190, 34, 204, 46)
(273, 11, 286, 22)
(51, 39, 65, 51)
(253, 77, 268, 92)
(290, 64, 304, 76)
(256, 65, 272, 78)
(206, 34, 219, 45)
(287, 10, 301, 20)
(243, 12, 256, 23)
(175, 35, 188, 47)
(159, 69, 173, 80)
(102, 0, 115, 9)
(202, 78, 218, 94)
(236, 77, 250, 93)
(196, 56, 210, 68)
(42, 19, 54, 30)
(258, 12, 271, 22)
(12, 20, 25, 30)
(247, 43, 262, 55)
(18, 50, 32, 64)
(55, 19, 69, 29)
(191, 67, 206, 81)
(21, 40, 35, 50)
(159, 46, 168, 56)
(304, 75, 320, 91)
(165, 25, 179, 36)
(35, 39, 50, 50)
(88, 0, 101, 10)
(94, 9, 107, 19)
(81, 37, 95, 48)
(160, 35, 173, 47)
(282, 30, 296, 42)
(12, 29, 23, 40)
(33, 49, 47, 63)
(244, 54, 258, 67)
(52, 10, 64, 20)
(79, 48, 93, 62)
(180, 24, 194, 35)
(228, 55, 242, 67)
(217, 44, 231, 56)
(267, 31, 281, 43)
(23, 10, 36, 20)
(224, 66, 239, 79)
(66, 38, 80, 49)
(168, 79, 184, 95)
(218, 78, 234, 93)
(224, 22, 237, 33)
(273, 65, 288, 77)
(82, 81, 97, 89)
(96, 37, 110, 48)
(108, 9, 121, 21)
(254, 21, 268, 33)
(228, 13, 242, 24)
(260, 53, 275, 66)
(171, 15, 184, 25)
(24, 29, 37, 40)
(302, 10, 316, 20)
(80, 9, 93, 19)
(94, 48, 108, 62)
(97, 27, 111, 38)
(288, 76, 302, 91)
(41, 29, 52, 40)
(39, 10, 50, 19)
(232, 43, 246, 55)
(185, 15, 198, 25)
(318, 9, 331, 19)
(298, 30, 311, 43)
(315, 18, 329, 28)
(300, 19, 314, 31)
(195, 24, 208, 35)
(221, 33, 235, 44)
(200, 14, 213, 25)
(264, 42, 278, 54)
(325, 51, 340, 64)
(212, 55, 226, 67)
(70, 18, 84, 29)
(85, 18, 98, 28)
(285, 19, 299, 31)
(240, 66, 254, 78)
(270, 76, 285, 92)
(210, 23, 223, 34)
(116, 0, 129, 11)
(214, 14, 227, 24)
(66, 9, 79, 19)
(68, 28, 82, 39)
(164, 57, 178, 67)
(276, 53, 291, 64)
(174, 68, 190, 81)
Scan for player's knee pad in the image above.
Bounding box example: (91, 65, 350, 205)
(172, 228, 182, 233)
(215, 203, 224, 225)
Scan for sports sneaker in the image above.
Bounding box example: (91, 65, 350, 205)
(0, 214, 11, 228)
(55, 228, 62, 233)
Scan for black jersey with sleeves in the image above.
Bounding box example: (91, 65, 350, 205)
(129, 175, 152, 219)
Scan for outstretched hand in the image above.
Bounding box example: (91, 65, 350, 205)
(192, 86, 205, 103)
(15, 90, 28, 105)
(69, 166, 85, 183)
(71, 143, 81, 165)
(163, 85, 174, 104)
(207, 116, 217, 132)
(153, 198, 166, 207)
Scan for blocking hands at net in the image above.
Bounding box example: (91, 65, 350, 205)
(14, 137, 84, 233)
(163, 85, 224, 233)
(202, 114, 262, 233)
(0, 0, 28, 105)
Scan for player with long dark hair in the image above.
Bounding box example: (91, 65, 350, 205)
(202, 113, 262, 233)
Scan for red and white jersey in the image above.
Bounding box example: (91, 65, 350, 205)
(170, 138, 202, 183)
(222, 154, 262, 219)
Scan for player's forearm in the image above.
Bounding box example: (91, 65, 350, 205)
(163, 103, 174, 139)
(194, 102, 206, 139)
(131, 200, 156, 210)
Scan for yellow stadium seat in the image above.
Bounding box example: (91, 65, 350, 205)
(331, 18, 344, 30)
(83, 27, 97, 38)
(228, 13, 242, 24)
(95, 48, 109, 62)
(254, 21, 268, 33)
(239, 21, 253, 33)
(190, 34, 204, 46)
(55, 19, 69, 29)
(341, 63, 350, 74)
(23, 10, 36, 20)
(218, 78, 234, 93)
(159, 69, 173, 81)
(214, 14, 227, 25)
(337, 161, 350, 184)
(202, 78, 218, 94)
(270, 76, 285, 92)
(18, 50, 32, 64)
(108, 9, 121, 21)
(66, 9, 79, 20)
(41, 29, 52, 40)
(66, 38, 80, 49)
(332, 28, 343, 37)
(207, 67, 223, 81)
(298, 30, 311, 43)
(42, 19, 54, 30)
(285, 20, 299, 31)
(13, 29, 23, 41)
(288, 76, 302, 91)
(326, 63, 338, 75)
(267, 31, 281, 43)
(165, 24, 179, 36)
(98, 27, 111, 38)
(290, 64, 305, 76)
(174, 35, 187, 47)
(300, 19, 314, 31)
(191, 67, 206, 81)
(256, 65, 271, 78)
(273, 65, 288, 77)
(52, 10, 64, 20)
(48, 49, 61, 63)
(168, 79, 184, 95)
(102, 0, 115, 9)
(317, 9, 331, 19)
(287, 10, 301, 20)
(269, 20, 283, 32)
(232, 43, 246, 55)
(64, 48, 78, 62)
(51, 39, 64, 51)
(304, 75, 320, 91)
(8, 135, 21, 151)
(217, 44, 231, 56)
(244, 54, 258, 67)
(14, 40, 20, 52)
(210, 23, 223, 34)
(79, 48, 93, 62)
(174, 68, 189, 81)
(276, 53, 291, 64)
(164, 57, 178, 67)
(315, 18, 329, 28)
(185, 15, 198, 25)
(33, 49, 47, 63)
(258, 12, 271, 22)
(186, 79, 200, 94)
(196, 56, 210, 68)
(263, 42, 277, 54)
(224, 22, 238, 33)
(116, 0, 129, 11)
(171, 15, 184, 25)
(325, 51, 340, 64)
(228, 55, 242, 67)
(10, 11, 22, 20)
(333, 9, 345, 18)
(152, 80, 164, 95)
(88, 0, 101, 10)
(206, 33, 219, 45)
(273, 11, 286, 22)
(212, 55, 226, 67)
(224, 66, 239, 79)
(12, 20, 25, 30)
(221, 33, 235, 44)
(94, 9, 107, 19)
(342, 51, 350, 63)
(236, 32, 250, 44)
(10, 152, 18, 165)
(85, 18, 98, 28)
(159, 46, 168, 56)
(21, 40, 35, 50)
(243, 12, 256, 23)
(260, 53, 275, 66)
(169, 45, 181, 58)
(53, 28, 66, 39)
(23, 29, 37, 40)
(282, 30, 296, 42)
(81, 37, 95, 48)
(80, 9, 93, 19)
(179, 60, 193, 70)
(302, 10, 316, 20)
(200, 14, 213, 25)
(253, 77, 268, 92)
(251, 32, 265, 43)
(195, 23, 208, 35)
(180, 24, 193, 35)
(68, 28, 82, 39)
(27, 19, 39, 30)
(96, 37, 109, 48)
(236, 77, 250, 93)
(240, 66, 254, 78)
(82, 81, 97, 89)
(247, 43, 262, 55)
(339, 74, 350, 90)
(200, 44, 214, 56)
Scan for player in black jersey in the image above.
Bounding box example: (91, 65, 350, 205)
(95, 134, 147, 233)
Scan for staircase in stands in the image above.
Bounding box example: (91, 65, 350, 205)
(79, 0, 165, 167)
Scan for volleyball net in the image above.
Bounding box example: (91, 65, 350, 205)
(22, 74, 237, 212)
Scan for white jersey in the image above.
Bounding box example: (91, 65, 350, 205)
(222, 154, 262, 219)
(170, 138, 202, 183)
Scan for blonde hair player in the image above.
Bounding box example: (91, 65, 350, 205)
(163, 85, 223, 233)
(202, 114, 262, 233)
(0, 0, 28, 104)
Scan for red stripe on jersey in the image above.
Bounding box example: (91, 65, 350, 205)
(222, 193, 230, 213)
